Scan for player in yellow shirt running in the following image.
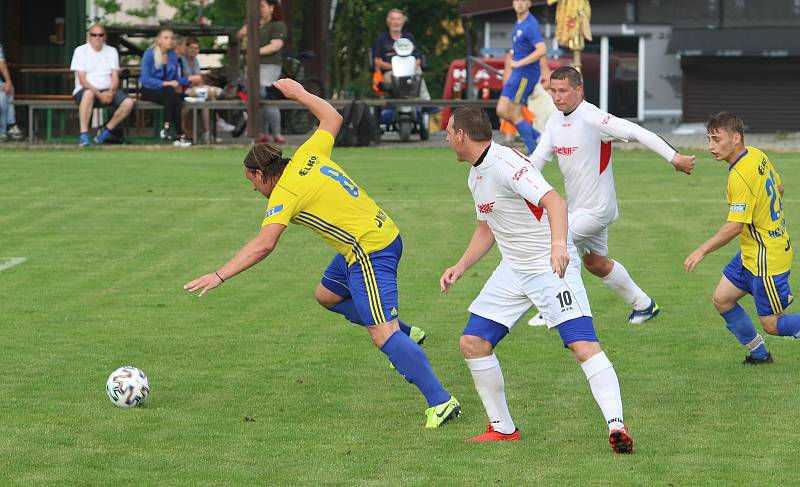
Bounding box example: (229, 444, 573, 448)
(184, 78, 460, 427)
(685, 112, 799, 364)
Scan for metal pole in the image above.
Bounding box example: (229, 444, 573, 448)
(600, 36, 608, 112)
(246, 0, 261, 138)
(464, 17, 473, 100)
(637, 36, 645, 121)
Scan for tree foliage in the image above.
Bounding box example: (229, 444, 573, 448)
(202, 0, 464, 97)
(326, 0, 462, 98)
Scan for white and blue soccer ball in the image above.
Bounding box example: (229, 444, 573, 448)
(106, 366, 150, 408)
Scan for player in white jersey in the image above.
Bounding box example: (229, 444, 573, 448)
(528, 66, 696, 325)
(440, 106, 634, 453)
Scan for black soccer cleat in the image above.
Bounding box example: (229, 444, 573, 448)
(742, 353, 774, 365)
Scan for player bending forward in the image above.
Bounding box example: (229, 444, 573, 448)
(685, 112, 800, 364)
(184, 78, 460, 428)
(440, 106, 633, 453)
(528, 66, 696, 326)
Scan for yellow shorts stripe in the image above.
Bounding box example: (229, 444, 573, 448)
(358, 253, 386, 324)
(295, 212, 386, 323)
(514, 77, 529, 104)
(763, 275, 783, 314)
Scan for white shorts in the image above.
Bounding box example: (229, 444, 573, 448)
(468, 259, 592, 330)
(569, 210, 610, 257)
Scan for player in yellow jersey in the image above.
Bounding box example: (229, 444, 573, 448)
(685, 112, 799, 364)
(184, 78, 460, 427)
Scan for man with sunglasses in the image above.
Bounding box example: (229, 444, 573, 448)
(70, 23, 134, 146)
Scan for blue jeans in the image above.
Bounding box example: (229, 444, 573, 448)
(0, 85, 8, 134)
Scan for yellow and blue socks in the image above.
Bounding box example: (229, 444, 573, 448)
(381, 331, 450, 407)
(777, 314, 800, 338)
(514, 120, 540, 153)
(721, 305, 769, 359)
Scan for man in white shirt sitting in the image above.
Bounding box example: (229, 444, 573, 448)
(70, 23, 134, 146)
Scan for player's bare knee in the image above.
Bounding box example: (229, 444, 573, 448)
(760, 315, 779, 335)
(460, 334, 492, 358)
(314, 285, 341, 309)
(569, 341, 602, 362)
(712, 291, 734, 313)
(582, 254, 610, 277)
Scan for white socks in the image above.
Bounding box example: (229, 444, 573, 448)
(580, 352, 625, 432)
(601, 260, 651, 310)
(466, 354, 516, 434)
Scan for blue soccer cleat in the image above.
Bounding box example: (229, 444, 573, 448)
(95, 128, 112, 145)
(742, 352, 773, 365)
(629, 300, 660, 324)
(78, 132, 91, 147)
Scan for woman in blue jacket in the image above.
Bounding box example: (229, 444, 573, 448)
(140, 27, 201, 146)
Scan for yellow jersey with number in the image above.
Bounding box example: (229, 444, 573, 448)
(261, 130, 399, 264)
(726, 146, 793, 275)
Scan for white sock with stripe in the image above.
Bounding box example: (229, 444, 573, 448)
(601, 260, 651, 310)
(466, 354, 516, 434)
(580, 352, 625, 432)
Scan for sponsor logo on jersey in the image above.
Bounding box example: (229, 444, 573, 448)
(477, 202, 495, 214)
(561, 123, 571, 127)
(513, 167, 528, 181)
(769, 220, 787, 239)
(390, 307, 398, 316)
(299, 155, 319, 176)
(729, 203, 747, 213)
(601, 114, 613, 125)
(265, 204, 284, 217)
(758, 158, 767, 175)
(555, 146, 579, 155)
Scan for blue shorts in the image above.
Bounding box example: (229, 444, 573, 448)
(723, 251, 794, 316)
(320, 236, 402, 325)
(500, 70, 537, 105)
(463, 313, 597, 348)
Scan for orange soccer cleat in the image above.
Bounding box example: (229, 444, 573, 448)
(466, 424, 521, 442)
(609, 425, 635, 454)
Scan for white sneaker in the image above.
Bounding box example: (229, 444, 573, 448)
(7, 124, 23, 140)
(216, 118, 236, 132)
(173, 135, 192, 147)
(527, 312, 546, 327)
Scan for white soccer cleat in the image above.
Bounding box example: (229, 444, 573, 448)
(527, 312, 546, 327)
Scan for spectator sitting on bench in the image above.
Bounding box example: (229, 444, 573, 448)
(0, 42, 23, 142)
(139, 27, 202, 147)
(69, 23, 135, 147)
(180, 36, 222, 143)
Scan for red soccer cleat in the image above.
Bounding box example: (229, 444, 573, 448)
(466, 424, 520, 442)
(609, 425, 635, 454)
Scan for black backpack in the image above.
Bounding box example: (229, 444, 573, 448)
(335, 99, 378, 147)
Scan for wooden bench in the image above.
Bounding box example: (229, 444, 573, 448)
(14, 97, 497, 145)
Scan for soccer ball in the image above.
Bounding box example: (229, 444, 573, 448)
(106, 366, 150, 408)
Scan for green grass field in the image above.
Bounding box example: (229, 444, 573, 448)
(2, 145, 800, 486)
